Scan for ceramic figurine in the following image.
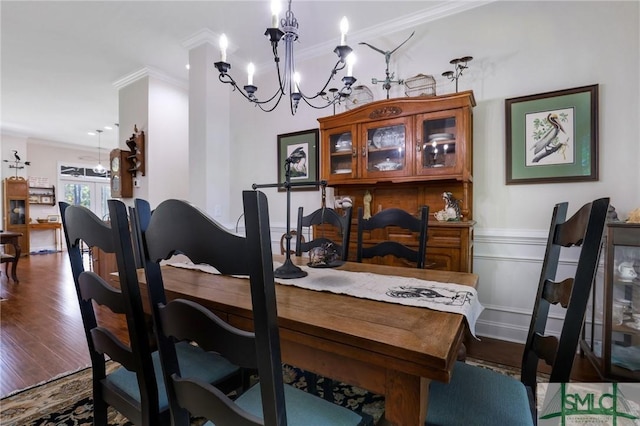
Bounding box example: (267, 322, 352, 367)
(434, 192, 462, 222)
(363, 191, 372, 219)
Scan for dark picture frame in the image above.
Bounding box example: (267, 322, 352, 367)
(277, 128, 320, 191)
(505, 84, 598, 184)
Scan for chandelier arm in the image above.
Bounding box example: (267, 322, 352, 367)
(255, 92, 287, 112)
(298, 59, 346, 101)
(298, 86, 350, 110)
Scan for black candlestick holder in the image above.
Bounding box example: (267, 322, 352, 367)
(442, 56, 473, 93)
(252, 161, 327, 279)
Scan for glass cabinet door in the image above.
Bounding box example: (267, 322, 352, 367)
(416, 109, 464, 176)
(324, 125, 356, 181)
(9, 199, 26, 225)
(362, 118, 410, 178)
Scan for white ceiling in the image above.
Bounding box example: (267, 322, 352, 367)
(1, 1, 490, 151)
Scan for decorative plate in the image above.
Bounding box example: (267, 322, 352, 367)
(333, 169, 352, 174)
(428, 132, 454, 141)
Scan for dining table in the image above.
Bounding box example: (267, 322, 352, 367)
(135, 255, 479, 426)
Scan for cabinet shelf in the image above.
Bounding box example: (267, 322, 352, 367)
(28, 186, 56, 205)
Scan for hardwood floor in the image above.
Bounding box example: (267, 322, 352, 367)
(0, 251, 602, 398)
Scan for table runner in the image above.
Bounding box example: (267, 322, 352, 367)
(168, 261, 484, 337)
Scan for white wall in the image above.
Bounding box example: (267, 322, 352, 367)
(228, 1, 640, 342)
(117, 73, 190, 208)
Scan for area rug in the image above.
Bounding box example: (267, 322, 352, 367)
(0, 358, 534, 426)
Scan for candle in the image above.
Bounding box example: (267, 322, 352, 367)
(219, 34, 228, 63)
(340, 17, 349, 46)
(346, 53, 356, 76)
(293, 72, 301, 93)
(271, 0, 281, 28)
(247, 62, 256, 86)
(247, 63, 255, 86)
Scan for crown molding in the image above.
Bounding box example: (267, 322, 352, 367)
(113, 66, 188, 91)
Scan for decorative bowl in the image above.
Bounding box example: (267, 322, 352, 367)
(374, 160, 402, 171)
(36, 218, 48, 223)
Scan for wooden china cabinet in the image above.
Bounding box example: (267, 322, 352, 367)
(317, 91, 476, 272)
(3, 177, 30, 256)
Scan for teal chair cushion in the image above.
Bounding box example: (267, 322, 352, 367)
(426, 361, 535, 426)
(201, 382, 365, 426)
(105, 341, 240, 411)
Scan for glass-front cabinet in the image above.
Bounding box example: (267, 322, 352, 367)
(318, 92, 477, 273)
(582, 222, 640, 381)
(326, 124, 357, 182)
(361, 117, 411, 179)
(416, 109, 466, 177)
(3, 177, 31, 256)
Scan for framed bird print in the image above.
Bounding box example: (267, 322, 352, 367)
(277, 129, 320, 192)
(505, 84, 598, 184)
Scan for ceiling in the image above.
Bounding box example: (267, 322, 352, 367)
(1, 1, 489, 151)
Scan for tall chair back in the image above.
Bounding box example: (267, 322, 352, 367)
(426, 198, 610, 426)
(296, 206, 352, 261)
(521, 197, 610, 393)
(59, 200, 165, 425)
(356, 206, 429, 268)
(138, 192, 366, 426)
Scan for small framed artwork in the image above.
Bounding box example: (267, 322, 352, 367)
(277, 128, 320, 191)
(505, 84, 598, 184)
(47, 215, 60, 223)
(29, 195, 39, 203)
(40, 195, 53, 204)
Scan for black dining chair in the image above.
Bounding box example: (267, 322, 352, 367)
(356, 206, 429, 268)
(425, 197, 610, 426)
(60, 200, 242, 426)
(296, 206, 352, 261)
(135, 192, 368, 426)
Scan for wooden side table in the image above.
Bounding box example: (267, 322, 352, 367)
(1, 231, 23, 282)
(29, 222, 63, 252)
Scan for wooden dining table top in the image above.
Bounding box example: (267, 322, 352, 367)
(135, 255, 479, 425)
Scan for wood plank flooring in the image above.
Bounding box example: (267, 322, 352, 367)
(0, 251, 601, 398)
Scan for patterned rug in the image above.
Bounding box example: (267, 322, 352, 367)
(0, 358, 531, 426)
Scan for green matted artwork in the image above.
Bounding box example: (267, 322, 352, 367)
(277, 128, 320, 191)
(505, 84, 598, 184)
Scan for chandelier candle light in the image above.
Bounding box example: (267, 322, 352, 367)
(214, 0, 357, 114)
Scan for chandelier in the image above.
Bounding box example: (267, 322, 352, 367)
(92, 129, 106, 175)
(214, 0, 357, 115)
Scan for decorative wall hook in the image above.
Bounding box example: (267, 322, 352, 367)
(442, 56, 473, 93)
(125, 125, 145, 177)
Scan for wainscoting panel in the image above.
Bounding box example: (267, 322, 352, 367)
(474, 228, 604, 344)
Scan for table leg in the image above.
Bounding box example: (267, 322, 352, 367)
(381, 370, 429, 426)
(9, 237, 20, 282)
